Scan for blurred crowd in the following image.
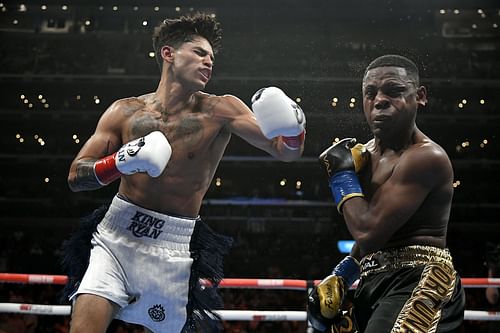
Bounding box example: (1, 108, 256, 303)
(1, 36, 499, 80)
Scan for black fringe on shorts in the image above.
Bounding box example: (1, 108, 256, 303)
(59, 205, 108, 301)
(182, 221, 233, 333)
(59, 205, 232, 332)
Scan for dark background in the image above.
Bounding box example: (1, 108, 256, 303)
(0, 1, 499, 332)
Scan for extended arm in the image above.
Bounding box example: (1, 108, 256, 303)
(223, 88, 305, 162)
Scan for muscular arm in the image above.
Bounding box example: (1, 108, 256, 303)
(342, 144, 453, 255)
(67, 101, 126, 192)
(220, 95, 303, 161)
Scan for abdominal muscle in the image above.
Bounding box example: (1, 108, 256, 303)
(384, 221, 448, 251)
(118, 170, 209, 218)
(117, 130, 230, 218)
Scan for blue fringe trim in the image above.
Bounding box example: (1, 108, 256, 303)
(59, 205, 108, 302)
(182, 221, 233, 333)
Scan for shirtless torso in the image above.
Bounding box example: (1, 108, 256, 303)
(342, 64, 455, 256)
(68, 90, 300, 217)
(361, 130, 453, 253)
(66, 16, 305, 333)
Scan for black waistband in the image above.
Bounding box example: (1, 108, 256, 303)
(360, 245, 454, 278)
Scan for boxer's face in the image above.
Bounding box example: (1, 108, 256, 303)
(362, 66, 420, 138)
(170, 36, 214, 90)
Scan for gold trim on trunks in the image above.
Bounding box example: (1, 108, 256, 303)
(360, 245, 454, 278)
(391, 261, 456, 333)
(359, 245, 457, 333)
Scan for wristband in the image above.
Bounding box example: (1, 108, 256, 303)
(93, 153, 121, 185)
(329, 170, 364, 213)
(282, 131, 305, 150)
(332, 256, 361, 287)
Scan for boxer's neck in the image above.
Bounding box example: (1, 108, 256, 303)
(154, 77, 196, 115)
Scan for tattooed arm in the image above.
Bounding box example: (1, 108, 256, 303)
(67, 99, 129, 192)
(70, 159, 102, 191)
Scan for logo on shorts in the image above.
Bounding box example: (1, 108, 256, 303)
(361, 259, 379, 272)
(148, 304, 166, 322)
(127, 210, 165, 239)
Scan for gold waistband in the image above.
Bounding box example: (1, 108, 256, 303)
(360, 245, 454, 278)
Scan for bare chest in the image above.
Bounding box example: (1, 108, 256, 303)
(125, 110, 218, 151)
(366, 152, 401, 193)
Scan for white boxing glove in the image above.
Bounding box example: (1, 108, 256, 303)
(251, 87, 306, 149)
(93, 131, 172, 185)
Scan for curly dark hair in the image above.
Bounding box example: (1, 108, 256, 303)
(152, 13, 223, 70)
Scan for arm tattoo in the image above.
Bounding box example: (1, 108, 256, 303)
(73, 160, 103, 191)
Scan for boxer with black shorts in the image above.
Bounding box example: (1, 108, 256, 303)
(308, 55, 465, 332)
(64, 13, 306, 333)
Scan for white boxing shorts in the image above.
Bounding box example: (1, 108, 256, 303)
(70, 195, 226, 332)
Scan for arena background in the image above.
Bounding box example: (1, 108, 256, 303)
(0, 0, 499, 332)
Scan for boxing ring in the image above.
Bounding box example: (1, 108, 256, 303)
(1, 273, 500, 323)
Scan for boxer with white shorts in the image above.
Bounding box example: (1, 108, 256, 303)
(64, 13, 306, 333)
(71, 195, 220, 332)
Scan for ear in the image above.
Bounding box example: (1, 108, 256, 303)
(160, 45, 175, 64)
(416, 85, 428, 107)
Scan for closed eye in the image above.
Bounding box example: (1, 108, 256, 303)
(385, 86, 406, 98)
(364, 88, 376, 100)
(194, 48, 215, 63)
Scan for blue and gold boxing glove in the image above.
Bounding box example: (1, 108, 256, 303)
(318, 138, 369, 213)
(307, 256, 361, 331)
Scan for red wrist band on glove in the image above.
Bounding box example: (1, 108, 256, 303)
(282, 131, 305, 150)
(93, 153, 121, 185)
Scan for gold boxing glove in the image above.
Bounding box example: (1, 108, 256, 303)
(317, 275, 347, 319)
(308, 256, 360, 331)
(307, 275, 347, 331)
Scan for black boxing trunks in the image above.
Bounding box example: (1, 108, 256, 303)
(353, 245, 465, 333)
(62, 195, 233, 333)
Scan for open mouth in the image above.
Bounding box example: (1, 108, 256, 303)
(199, 68, 211, 81)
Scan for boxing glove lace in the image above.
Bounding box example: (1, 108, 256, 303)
(251, 87, 306, 149)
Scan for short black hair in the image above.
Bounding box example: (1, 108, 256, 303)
(152, 13, 223, 70)
(364, 54, 420, 86)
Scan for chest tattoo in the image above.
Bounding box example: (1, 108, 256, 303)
(171, 117, 204, 147)
(129, 114, 162, 138)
